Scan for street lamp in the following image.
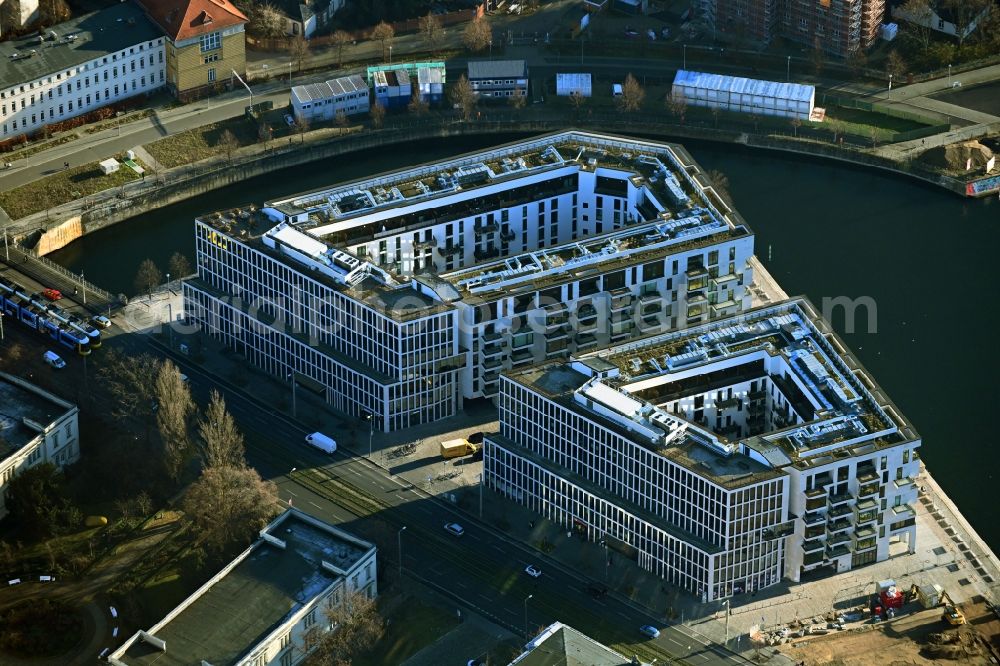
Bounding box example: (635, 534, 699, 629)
(786, 55, 791, 82)
(523, 594, 533, 639)
(288, 372, 297, 418)
(723, 598, 730, 646)
(389, 45, 393, 65)
(948, 63, 952, 87)
(888, 73, 893, 98)
(683, 43, 687, 70)
(79, 270, 87, 305)
(365, 412, 374, 459)
(0, 311, 4, 341)
(600, 533, 609, 581)
(397, 525, 407, 579)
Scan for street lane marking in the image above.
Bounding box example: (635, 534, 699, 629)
(616, 611, 629, 620)
(309, 501, 321, 509)
(667, 637, 682, 646)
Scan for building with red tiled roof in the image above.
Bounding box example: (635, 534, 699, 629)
(135, 0, 248, 101)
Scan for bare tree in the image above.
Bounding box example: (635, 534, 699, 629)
(568, 91, 587, 117)
(218, 129, 240, 164)
(246, 1, 285, 38)
(450, 75, 477, 121)
(898, 0, 933, 52)
(135, 491, 153, 517)
(617, 73, 645, 114)
(371, 21, 395, 62)
(711, 105, 721, 128)
(463, 16, 493, 53)
(134, 258, 162, 298)
(810, 36, 825, 75)
(258, 119, 273, 149)
(331, 30, 352, 67)
(156, 360, 195, 481)
(98, 349, 161, 422)
(790, 117, 802, 138)
(335, 109, 348, 127)
(39, 0, 71, 25)
(509, 86, 527, 111)
(420, 12, 444, 53)
(847, 48, 868, 77)
(295, 116, 310, 143)
(182, 465, 280, 553)
(666, 90, 687, 125)
(408, 88, 429, 116)
(197, 390, 246, 470)
(886, 50, 907, 80)
(370, 101, 386, 129)
(940, 0, 990, 47)
(306, 590, 385, 664)
(168, 252, 192, 279)
(289, 36, 310, 73)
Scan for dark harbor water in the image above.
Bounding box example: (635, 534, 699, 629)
(48, 134, 1000, 554)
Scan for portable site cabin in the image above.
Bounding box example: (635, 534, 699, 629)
(556, 73, 592, 98)
(671, 69, 815, 121)
(417, 67, 444, 105)
(373, 69, 411, 110)
(99, 158, 120, 175)
(291, 74, 369, 123)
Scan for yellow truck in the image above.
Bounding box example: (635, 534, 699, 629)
(440, 439, 481, 459)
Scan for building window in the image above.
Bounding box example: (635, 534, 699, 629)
(303, 608, 316, 628)
(200, 31, 221, 52)
(208, 68, 216, 83)
(280, 651, 293, 666)
(204, 53, 220, 64)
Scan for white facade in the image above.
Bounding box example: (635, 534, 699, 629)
(0, 372, 80, 519)
(0, 5, 165, 142)
(183, 132, 753, 430)
(486, 298, 920, 601)
(468, 60, 528, 99)
(556, 73, 592, 98)
(671, 69, 815, 121)
(291, 74, 369, 124)
(110, 509, 377, 666)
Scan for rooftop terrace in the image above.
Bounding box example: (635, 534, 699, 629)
(0, 372, 75, 463)
(116, 510, 374, 666)
(507, 298, 918, 483)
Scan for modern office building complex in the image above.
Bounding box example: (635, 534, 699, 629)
(485, 297, 920, 601)
(183, 131, 754, 430)
(110, 509, 377, 666)
(0, 372, 80, 519)
(0, 2, 165, 142)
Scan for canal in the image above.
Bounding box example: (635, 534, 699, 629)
(48, 134, 1000, 554)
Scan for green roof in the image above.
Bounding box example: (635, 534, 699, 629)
(0, 3, 162, 91)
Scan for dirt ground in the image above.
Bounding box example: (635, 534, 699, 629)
(780, 602, 1000, 666)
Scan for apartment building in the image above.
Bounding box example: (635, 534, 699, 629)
(135, 0, 248, 101)
(705, 0, 885, 56)
(485, 298, 920, 601)
(109, 509, 377, 666)
(0, 371, 79, 519)
(0, 2, 165, 142)
(182, 132, 755, 431)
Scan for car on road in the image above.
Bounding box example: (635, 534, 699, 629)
(90, 314, 112, 329)
(624, 26, 639, 38)
(444, 522, 465, 537)
(284, 113, 296, 127)
(43, 350, 66, 369)
(524, 564, 542, 578)
(639, 625, 660, 639)
(41, 288, 62, 301)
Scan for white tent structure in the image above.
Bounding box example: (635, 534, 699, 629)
(671, 70, 815, 120)
(556, 73, 592, 98)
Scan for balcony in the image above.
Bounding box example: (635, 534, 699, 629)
(576, 333, 599, 349)
(610, 287, 632, 310)
(891, 503, 915, 520)
(500, 228, 516, 242)
(826, 543, 850, 559)
(510, 349, 534, 366)
(803, 511, 825, 527)
(805, 487, 826, 499)
(855, 526, 877, 541)
(715, 397, 741, 410)
(828, 517, 852, 534)
(482, 355, 502, 370)
(474, 247, 500, 261)
(857, 481, 879, 499)
(802, 538, 825, 553)
(805, 496, 827, 512)
(710, 272, 739, 288)
(474, 221, 500, 235)
(856, 467, 879, 484)
(803, 551, 825, 566)
(686, 264, 708, 279)
(828, 491, 853, 507)
(545, 342, 569, 358)
(748, 389, 767, 401)
(893, 476, 917, 491)
(829, 503, 853, 519)
(576, 303, 598, 323)
(686, 304, 707, 319)
(805, 525, 826, 540)
(439, 242, 463, 256)
(414, 238, 437, 251)
(544, 326, 569, 342)
(711, 298, 739, 315)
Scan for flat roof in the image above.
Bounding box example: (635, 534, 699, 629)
(117, 511, 373, 666)
(0, 373, 75, 463)
(672, 69, 815, 103)
(507, 297, 919, 479)
(0, 3, 162, 91)
(468, 59, 527, 79)
(509, 622, 632, 666)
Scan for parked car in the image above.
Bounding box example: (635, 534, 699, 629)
(624, 26, 639, 38)
(90, 314, 112, 328)
(41, 288, 62, 301)
(43, 350, 66, 369)
(284, 113, 296, 127)
(444, 522, 465, 537)
(639, 625, 660, 639)
(524, 564, 542, 578)
(661, 27, 671, 39)
(647, 28, 657, 41)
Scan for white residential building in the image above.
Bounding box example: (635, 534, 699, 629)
(0, 2, 165, 142)
(183, 132, 754, 431)
(109, 508, 377, 666)
(290, 74, 369, 124)
(485, 298, 920, 601)
(0, 371, 80, 519)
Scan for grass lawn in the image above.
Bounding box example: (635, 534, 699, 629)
(145, 117, 261, 168)
(0, 156, 145, 220)
(822, 105, 930, 134)
(354, 597, 460, 666)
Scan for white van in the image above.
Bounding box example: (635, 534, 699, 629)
(305, 432, 337, 454)
(612, 83, 623, 98)
(43, 351, 66, 369)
